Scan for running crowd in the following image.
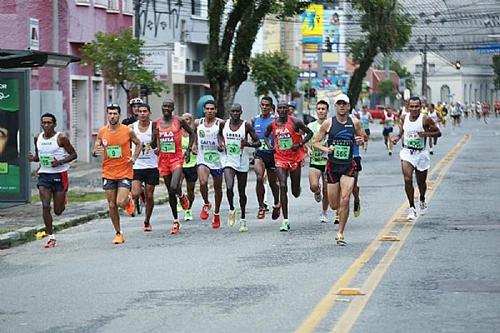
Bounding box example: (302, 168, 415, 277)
(30, 94, 445, 248)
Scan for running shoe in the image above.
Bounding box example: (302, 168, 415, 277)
(334, 213, 340, 224)
(212, 213, 221, 229)
(125, 194, 135, 216)
(170, 221, 181, 235)
(200, 202, 212, 220)
(419, 201, 428, 215)
(239, 219, 249, 232)
(143, 223, 152, 232)
(429, 148, 434, 155)
(320, 212, 328, 223)
(388, 150, 393, 156)
(407, 207, 418, 221)
(279, 219, 290, 232)
(228, 209, 237, 227)
(353, 200, 361, 217)
(176, 202, 183, 212)
(335, 233, 346, 246)
(272, 204, 281, 220)
(113, 232, 125, 244)
(179, 193, 190, 210)
(264, 201, 270, 212)
(184, 209, 193, 221)
(314, 190, 322, 203)
(257, 207, 266, 219)
(44, 238, 56, 248)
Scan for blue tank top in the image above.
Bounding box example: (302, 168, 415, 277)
(253, 115, 274, 151)
(327, 117, 355, 166)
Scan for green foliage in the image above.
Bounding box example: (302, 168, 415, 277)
(81, 29, 167, 97)
(249, 51, 300, 97)
(377, 59, 416, 93)
(378, 79, 395, 98)
(347, 0, 414, 107)
(493, 55, 500, 89)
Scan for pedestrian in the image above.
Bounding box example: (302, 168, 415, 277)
(92, 104, 142, 244)
(313, 94, 365, 245)
(152, 98, 194, 234)
(220, 103, 261, 232)
(129, 103, 158, 232)
(28, 113, 77, 248)
(391, 96, 441, 221)
(264, 101, 313, 232)
(194, 100, 225, 228)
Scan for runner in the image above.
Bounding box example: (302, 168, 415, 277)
(312, 94, 365, 245)
(494, 100, 500, 118)
(194, 100, 225, 228)
(264, 101, 313, 232)
(450, 102, 462, 127)
(92, 103, 142, 244)
(122, 97, 143, 125)
(358, 105, 372, 153)
(427, 103, 443, 155)
(482, 101, 490, 124)
(382, 107, 396, 156)
(252, 96, 280, 220)
(220, 104, 261, 232)
(391, 96, 441, 221)
(28, 113, 77, 248)
(130, 103, 158, 232)
(307, 100, 330, 223)
(179, 112, 198, 222)
(152, 98, 194, 234)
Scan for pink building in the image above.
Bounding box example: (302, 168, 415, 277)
(0, 0, 133, 161)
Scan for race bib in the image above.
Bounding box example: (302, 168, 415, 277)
(204, 151, 220, 163)
(333, 145, 351, 160)
(106, 145, 122, 159)
(39, 154, 53, 167)
(0, 162, 8, 174)
(406, 133, 424, 149)
(160, 140, 175, 153)
(278, 137, 293, 150)
(259, 139, 269, 150)
(227, 143, 241, 156)
(312, 149, 326, 162)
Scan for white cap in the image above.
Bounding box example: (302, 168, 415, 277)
(334, 93, 350, 104)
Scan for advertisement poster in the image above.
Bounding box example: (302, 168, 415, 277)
(0, 71, 29, 202)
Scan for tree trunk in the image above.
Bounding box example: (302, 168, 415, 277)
(348, 52, 377, 108)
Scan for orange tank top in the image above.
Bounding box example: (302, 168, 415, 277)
(157, 117, 183, 156)
(99, 124, 133, 179)
(271, 117, 305, 162)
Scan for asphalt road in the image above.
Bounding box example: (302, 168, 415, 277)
(1, 117, 499, 333)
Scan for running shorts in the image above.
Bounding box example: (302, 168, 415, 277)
(37, 172, 69, 192)
(133, 168, 160, 185)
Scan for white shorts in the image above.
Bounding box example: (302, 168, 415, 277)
(400, 148, 430, 171)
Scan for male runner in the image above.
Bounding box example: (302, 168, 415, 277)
(28, 113, 77, 248)
(313, 94, 365, 245)
(180, 112, 198, 221)
(130, 103, 158, 232)
(382, 107, 396, 155)
(252, 96, 280, 220)
(93, 104, 142, 244)
(152, 98, 194, 234)
(221, 104, 261, 232)
(358, 105, 372, 153)
(307, 100, 330, 223)
(391, 96, 441, 221)
(264, 101, 313, 231)
(427, 103, 443, 155)
(194, 100, 225, 228)
(122, 97, 143, 125)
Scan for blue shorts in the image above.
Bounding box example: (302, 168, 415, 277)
(37, 172, 69, 192)
(197, 164, 223, 177)
(102, 178, 132, 190)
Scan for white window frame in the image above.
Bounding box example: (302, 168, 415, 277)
(122, 0, 133, 15)
(75, 0, 91, 7)
(94, 0, 108, 9)
(107, 0, 120, 13)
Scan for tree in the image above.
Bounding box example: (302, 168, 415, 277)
(378, 79, 395, 99)
(377, 59, 416, 93)
(205, 1, 306, 117)
(493, 55, 500, 89)
(81, 29, 167, 102)
(249, 51, 300, 97)
(347, 0, 414, 107)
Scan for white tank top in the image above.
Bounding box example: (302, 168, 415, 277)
(37, 132, 69, 174)
(403, 113, 425, 150)
(222, 120, 249, 172)
(132, 121, 158, 169)
(197, 117, 223, 169)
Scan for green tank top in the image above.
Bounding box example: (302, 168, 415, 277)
(307, 121, 327, 166)
(182, 135, 197, 168)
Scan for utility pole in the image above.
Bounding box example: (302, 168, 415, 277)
(308, 61, 312, 112)
(421, 34, 428, 100)
(384, 54, 390, 106)
(133, 0, 141, 38)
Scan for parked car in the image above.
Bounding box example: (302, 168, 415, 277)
(368, 105, 386, 120)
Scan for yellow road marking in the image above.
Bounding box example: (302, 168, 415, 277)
(295, 135, 470, 333)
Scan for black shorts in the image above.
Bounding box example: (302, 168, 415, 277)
(37, 172, 69, 192)
(102, 178, 132, 190)
(183, 166, 198, 183)
(133, 168, 160, 185)
(382, 127, 393, 136)
(309, 163, 326, 173)
(364, 128, 371, 136)
(254, 150, 276, 170)
(354, 156, 362, 172)
(326, 160, 356, 184)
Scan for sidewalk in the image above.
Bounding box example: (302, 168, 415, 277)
(0, 123, 385, 249)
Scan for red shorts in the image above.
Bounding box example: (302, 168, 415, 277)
(158, 153, 183, 176)
(326, 160, 356, 184)
(275, 159, 304, 172)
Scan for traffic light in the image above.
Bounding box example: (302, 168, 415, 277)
(454, 60, 461, 70)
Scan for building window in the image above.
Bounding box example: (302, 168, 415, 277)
(94, 0, 107, 8)
(192, 60, 201, 72)
(415, 64, 422, 75)
(108, 0, 119, 10)
(440, 85, 450, 103)
(122, 0, 133, 13)
(428, 63, 435, 75)
(192, 0, 202, 16)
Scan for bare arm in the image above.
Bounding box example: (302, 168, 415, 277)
(421, 115, 441, 138)
(28, 136, 39, 162)
(352, 117, 367, 145)
(92, 132, 104, 157)
(293, 118, 313, 151)
(313, 119, 333, 154)
(129, 128, 142, 163)
(391, 114, 405, 145)
(54, 133, 77, 166)
(244, 122, 261, 148)
(263, 123, 273, 151)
